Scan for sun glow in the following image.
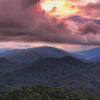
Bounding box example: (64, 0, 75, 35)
(41, 0, 78, 18)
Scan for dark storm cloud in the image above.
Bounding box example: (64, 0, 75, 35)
(0, 0, 100, 45)
(23, 0, 40, 8)
(0, 21, 25, 29)
(79, 21, 100, 34)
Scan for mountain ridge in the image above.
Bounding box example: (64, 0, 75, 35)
(73, 47, 100, 62)
(0, 46, 70, 63)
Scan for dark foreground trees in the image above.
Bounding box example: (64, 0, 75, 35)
(0, 86, 100, 100)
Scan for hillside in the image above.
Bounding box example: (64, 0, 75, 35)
(0, 86, 100, 100)
(0, 57, 28, 74)
(1, 56, 100, 92)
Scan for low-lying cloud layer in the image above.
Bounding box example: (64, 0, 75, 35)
(0, 0, 100, 45)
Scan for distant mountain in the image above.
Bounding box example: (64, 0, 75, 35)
(64, 16, 90, 23)
(73, 47, 100, 62)
(0, 46, 70, 63)
(64, 15, 100, 25)
(90, 56, 100, 62)
(0, 48, 13, 53)
(1, 56, 100, 92)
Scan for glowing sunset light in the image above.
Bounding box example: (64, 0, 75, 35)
(41, 0, 65, 11)
(41, 0, 78, 18)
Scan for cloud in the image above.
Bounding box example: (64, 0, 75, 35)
(0, 0, 100, 46)
(79, 21, 100, 34)
(23, 0, 40, 8)
(78, 2, 100, 19)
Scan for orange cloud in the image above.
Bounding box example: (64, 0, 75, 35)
(41, 0, 78, 18)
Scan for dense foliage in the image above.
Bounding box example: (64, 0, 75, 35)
(0, 86, 100, 100)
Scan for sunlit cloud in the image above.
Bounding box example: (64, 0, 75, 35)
(41, 0, 78, 18)
(0, 42, 99, 51)
(0, 0, 100, 51)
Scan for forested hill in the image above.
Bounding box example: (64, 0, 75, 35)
(0, 86, 100, 100)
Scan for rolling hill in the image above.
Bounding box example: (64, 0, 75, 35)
(0, 57, 28, 75)
(0, 46, 100, 93)
(1, 56, 100, 92)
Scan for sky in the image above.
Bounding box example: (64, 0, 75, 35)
(0, 0, 100, 51)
